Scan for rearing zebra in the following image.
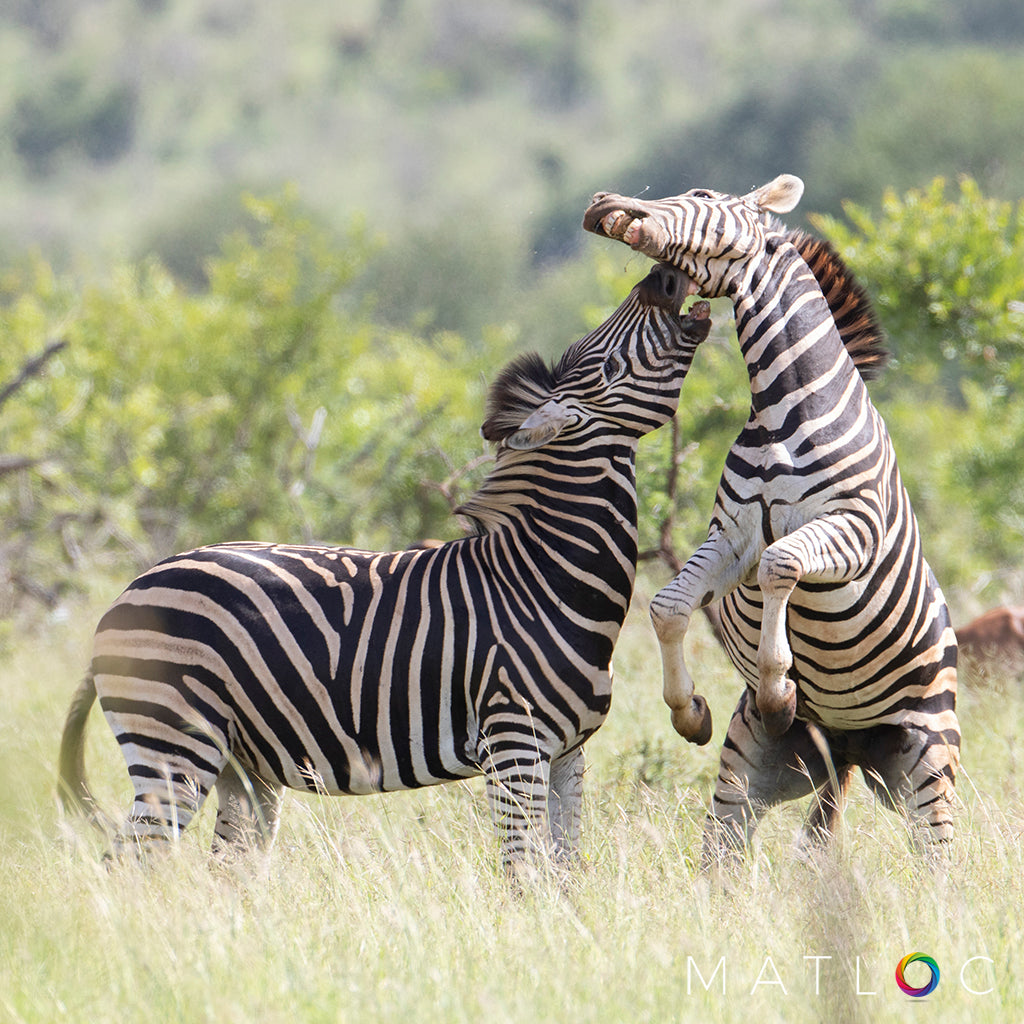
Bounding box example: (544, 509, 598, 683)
(58, 265, 711, 871)
(583, 175, 959, 858)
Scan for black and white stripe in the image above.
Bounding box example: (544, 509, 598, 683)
(58, 265, 711, 869)
(584, 175, 959, 857)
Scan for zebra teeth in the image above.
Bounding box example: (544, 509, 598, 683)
(600, 210, 634, 239)
(688, 300, 711, 320)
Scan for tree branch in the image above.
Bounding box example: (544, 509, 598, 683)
(0, 339, 68, 412)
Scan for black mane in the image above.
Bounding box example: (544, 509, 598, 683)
(786, 229, 890, 381)
(480, 351, 558, 443)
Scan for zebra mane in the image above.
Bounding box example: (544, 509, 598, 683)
(459, 345, 601, 533)
(785, 228, 890, 382)
(479, 351, 559, 443)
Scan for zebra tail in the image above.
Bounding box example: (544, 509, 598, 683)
(57, 672, 107, 831)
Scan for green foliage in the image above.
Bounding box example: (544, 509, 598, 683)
(0, 191, 500, 623)
(816, 178, 1024, 596)
(2, 0, 1023, 323)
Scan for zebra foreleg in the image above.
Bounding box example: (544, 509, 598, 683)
(756, 514, 878, 737)
(548, 747, 585, 861)
(651, 531, 752, 745)
(481, 738, 553, 873)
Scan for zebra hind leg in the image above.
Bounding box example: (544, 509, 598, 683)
(114, 762, 218, 858)
(858, 717, 960, 854)
(212, 761, 285, 855)
(794, 763, 856, 859)
(548, 747, 585, 862)
(105, 713, 229, 858)
(702, 690, 841, 872)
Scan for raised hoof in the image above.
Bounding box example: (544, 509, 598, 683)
(670, 695, 713, 746)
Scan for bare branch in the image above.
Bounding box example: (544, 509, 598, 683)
(0, 339, 68, 412)
(422, 449, 494, 513)
(0, 454, 41, 478)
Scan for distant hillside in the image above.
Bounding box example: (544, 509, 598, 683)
(1, 0, 1022, 337)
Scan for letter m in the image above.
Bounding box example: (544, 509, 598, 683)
(687, 956, 726, 995)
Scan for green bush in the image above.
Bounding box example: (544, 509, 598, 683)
(816, 177, 1024, 597)
(0, 191, 500, 626)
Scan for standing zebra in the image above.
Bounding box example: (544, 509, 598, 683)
(583, 175, 960, 858)
(58, 265, 711, 871)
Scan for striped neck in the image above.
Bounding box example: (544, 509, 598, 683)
(457, 434, 641, 607)
(730, 240, 862, 429)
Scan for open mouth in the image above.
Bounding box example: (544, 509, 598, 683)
(637, 264, 706, 316)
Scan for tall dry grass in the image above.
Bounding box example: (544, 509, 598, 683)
(2, 577, 1022, 1023)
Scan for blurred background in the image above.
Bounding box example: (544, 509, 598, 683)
(2, 0, 1023, 643)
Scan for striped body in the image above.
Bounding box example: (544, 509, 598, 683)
(59, 266, 711, 869)
(584, 176, 959, 856)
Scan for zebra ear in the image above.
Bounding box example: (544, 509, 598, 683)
(746, 174, 804, 214)
(503, 399, 577, 450)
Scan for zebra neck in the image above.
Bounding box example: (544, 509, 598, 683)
(731, 242, 863, 428)
(458, 438, 640, 586)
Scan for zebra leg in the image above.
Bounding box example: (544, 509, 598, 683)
(756, 515, 878, 737)
(117, 757, 219, 853)
(481, 735, 552, 872)
(650, 530, 754, 745)
(212, 761, 284, 854)
(103, 709, 228, 854)
(858, 711, 960, 850)
(795, 762, 856, 857)
(702, 690, 844, 869)
(548, 747, 585, 860)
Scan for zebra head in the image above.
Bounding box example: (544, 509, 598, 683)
(480, 264, 711, 451)
(582, 174, 805, 298)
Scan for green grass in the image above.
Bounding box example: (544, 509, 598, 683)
(2, 576, 1023, 1023)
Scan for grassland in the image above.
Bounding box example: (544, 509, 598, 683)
(2, 574, 1022, 1023)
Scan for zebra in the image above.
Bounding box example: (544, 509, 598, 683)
(58, 264, 712, 872)
(583, 175, 960, 860)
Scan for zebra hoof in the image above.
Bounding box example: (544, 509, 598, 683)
(671, 695, 713, 746)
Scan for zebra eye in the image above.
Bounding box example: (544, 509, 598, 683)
(602, 351, 627, 382)
(691, 189, 713, 199)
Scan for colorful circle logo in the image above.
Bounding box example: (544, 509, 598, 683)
(895, 952, 940, 997)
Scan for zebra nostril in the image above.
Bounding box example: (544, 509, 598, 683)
(664, 275, 676, 297)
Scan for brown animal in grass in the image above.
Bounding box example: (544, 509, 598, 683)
(957, 606, 1024, 677)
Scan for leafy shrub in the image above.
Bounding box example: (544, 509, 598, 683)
(816, 178, 1024, 597)
(0, 192, 499, 626)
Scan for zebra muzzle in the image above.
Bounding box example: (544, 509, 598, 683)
(582, 194, 671, 259)
(637, 265, 703, 314)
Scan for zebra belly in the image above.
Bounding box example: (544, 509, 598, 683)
(90, 566, 485, 797)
